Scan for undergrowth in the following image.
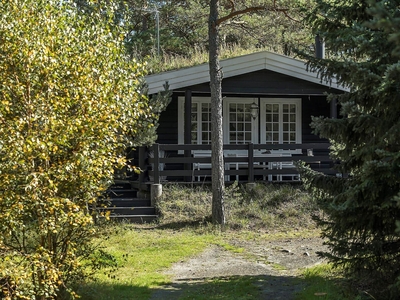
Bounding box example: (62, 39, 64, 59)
(157, 182, 321, 233)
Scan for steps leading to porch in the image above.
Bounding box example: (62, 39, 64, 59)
(98, 180, 157, 223)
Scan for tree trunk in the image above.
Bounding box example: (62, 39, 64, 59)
(208, 0, 225, 225)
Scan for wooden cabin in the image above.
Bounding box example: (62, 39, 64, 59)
(133, 51, 347, 185)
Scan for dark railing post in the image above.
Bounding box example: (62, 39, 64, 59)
(184, 90, 192, 182)
(152, 143, 160, 184)
(138, 146, 146, 184)
(248, 143, 254, 182)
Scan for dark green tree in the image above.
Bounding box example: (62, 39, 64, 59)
(297, 1, 400, 298)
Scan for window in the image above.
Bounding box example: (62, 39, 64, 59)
(178, 97, 301, 150)
(223, 98, 258, 144)
(178, 97, 212, 145)
(191, 101, 211, 144)
(260, 98, 302, 147)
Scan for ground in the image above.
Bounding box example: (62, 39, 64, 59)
(150, 236, 329, 299)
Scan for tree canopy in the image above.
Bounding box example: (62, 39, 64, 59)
(298, 0, 400, 298)
(0, 0, 152, 298)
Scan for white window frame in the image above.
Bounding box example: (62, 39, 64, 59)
(223, 98, 259, 144)
(259, 98, 302, 153)
(178, 97, 212, 145)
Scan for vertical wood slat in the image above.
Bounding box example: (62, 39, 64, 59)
(248, 143, 254, 182)
(184, 90, 192, 181)
(152, 143, 160, 184)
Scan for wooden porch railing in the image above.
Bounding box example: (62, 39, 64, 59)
(142, 143, 336, 184)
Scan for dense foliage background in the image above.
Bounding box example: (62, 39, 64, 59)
(298, 1, 400, 298)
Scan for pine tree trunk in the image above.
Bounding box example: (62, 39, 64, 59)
(208, 0, 225, 225)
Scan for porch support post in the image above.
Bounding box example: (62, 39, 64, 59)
(248, 143, 254, 183)
(184, 90, 192, 182)
(151, 184, 162, 207)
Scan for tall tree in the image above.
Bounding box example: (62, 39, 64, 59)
(208, 1, 297, 225)
(0, 0, 152, 298)
(297, 0, 400, 298)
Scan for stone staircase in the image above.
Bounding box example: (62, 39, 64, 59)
(97, 180, 158, 223)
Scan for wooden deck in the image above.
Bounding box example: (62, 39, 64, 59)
(135, 143, 336, 185)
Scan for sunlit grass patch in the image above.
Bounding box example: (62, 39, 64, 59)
(296, 264, 362, 300)
(76, 224, 221, 300)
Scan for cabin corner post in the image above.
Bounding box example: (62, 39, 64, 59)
(248, 143, 254, 182)
(184, 89, 192, 182)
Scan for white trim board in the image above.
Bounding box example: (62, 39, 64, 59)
(145, 51, 349, 94)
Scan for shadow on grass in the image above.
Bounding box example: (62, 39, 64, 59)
(76, 272, 356, 300)
(74, 282, 153, 300)
(150, 274, 309, 300)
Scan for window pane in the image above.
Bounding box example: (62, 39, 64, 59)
(290, 114, 296, 122)
(290, 123, 296, 131)
(245, 132, 251, 141)
(230, 113, 236, 121)
(202, 122, 208, 131)
(230, 123, 236, 131)
(283, 104, 289, 113)
(266, 124, 272, 131)
(290, 133, 296, 141)
(237, 123, 243, 131)
(283, 123, 288, 131)
(283, 133, 288, 141)
(290, 104, 296, 113)
(273, 114, 279, 122)
(273, 123, 279, 131)
(283, 114, 288, 122)
(273, 133, 279, 141)
(266, 104, 272, 112)
(230, 133, 236, 142)
(266, 114, 272, 122)
(245, 123, 251, 131)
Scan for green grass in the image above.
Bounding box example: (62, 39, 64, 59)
(296, 264, 362, 300)
(73, 183, 356, 300)
(179, 276, 260, 300)
(76, 226, 222, 300)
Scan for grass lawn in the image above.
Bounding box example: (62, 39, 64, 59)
(74, 183, 361, 300)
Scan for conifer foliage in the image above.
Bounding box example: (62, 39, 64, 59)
(298, 0, 400, 298)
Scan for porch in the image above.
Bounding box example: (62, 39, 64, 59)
(134, 142, 336, 186)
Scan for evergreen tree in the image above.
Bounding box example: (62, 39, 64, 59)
(298, 1, 400, 298)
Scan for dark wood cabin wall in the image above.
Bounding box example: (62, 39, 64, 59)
(301, 95, 330, 143)
(183, 69, 341, 95)
(156, 94, 179, 144)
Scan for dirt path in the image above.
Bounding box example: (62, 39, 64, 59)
(150, 237, 328, 299)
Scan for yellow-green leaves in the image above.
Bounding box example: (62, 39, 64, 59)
(0, 0, 150, 298)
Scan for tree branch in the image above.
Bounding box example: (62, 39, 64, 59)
(217, 2, 299, 26)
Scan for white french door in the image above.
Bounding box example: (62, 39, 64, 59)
(260, 98, 302, 149)
(223, 98, 258, 144)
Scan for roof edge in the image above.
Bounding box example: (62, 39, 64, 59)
(145, 51, 349, 94)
